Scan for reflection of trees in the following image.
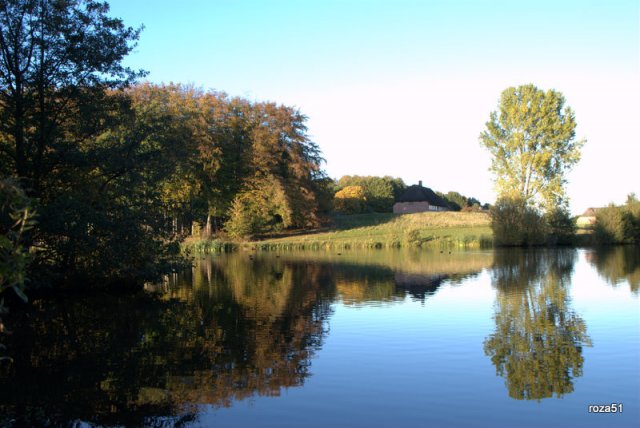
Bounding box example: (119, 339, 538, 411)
(0, 251, 493, 425)
(585, 246, 639, 293)
(280, 249, 493, 277)
(484, 249, 592, 400)
(302, 250, 490, 305)
(0, 256, 334, 427)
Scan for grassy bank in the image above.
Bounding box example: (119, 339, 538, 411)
(184, 212, 493, 253)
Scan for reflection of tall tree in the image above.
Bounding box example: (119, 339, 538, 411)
(586, 246, 639, 293)
(484, 249, 592, 400)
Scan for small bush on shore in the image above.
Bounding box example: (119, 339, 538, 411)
(491, 198, 576, 246)
(490, 198, 546, 246)
(594, 195, 640, 244)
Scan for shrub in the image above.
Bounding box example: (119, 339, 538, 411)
(545, 208, 576, 245)
(593, 196, 640, 245)
(491, 198, 546, 246)
(625, 194, 640, 243)
(594, 205, 630, 244)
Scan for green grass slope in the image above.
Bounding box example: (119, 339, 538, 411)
(254, 212, 492, 250)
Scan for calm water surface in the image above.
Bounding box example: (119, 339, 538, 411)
(1, 247, 639, 427)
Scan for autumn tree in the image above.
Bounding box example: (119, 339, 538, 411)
(480, 84, 585, 211)
(225, 176, 292, 239)
(334, 185, 366, 214)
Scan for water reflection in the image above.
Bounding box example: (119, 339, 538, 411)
(484, 249, 592, 400)
(283, 250, 492, 304)
(0, 258, 334, 427)
(585, 246, 639, 293)
(0, 251, 492, 425)
(3, 248, 633, 425)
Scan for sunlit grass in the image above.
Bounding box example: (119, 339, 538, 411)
(185, 212, 493, 253)
(256, 212, 492, 251)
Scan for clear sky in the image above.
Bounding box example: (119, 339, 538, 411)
(107, 0, 639, 214)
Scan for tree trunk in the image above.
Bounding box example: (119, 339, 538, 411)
(14, 78, 27, 180)
(205, 214, 212, 238)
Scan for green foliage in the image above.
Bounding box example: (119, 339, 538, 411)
(480, 84, 585, 211)
(438, 191, 465, 211)
(0, 1, 192, 288)
(225, 177, 292, 239)
(311, 177, 337, 216)
(594, 196, 640, 245)
(334, 185, 367, 214)
(491, 198, 546, 246)
(1, 179, 36, 358)
(544, 207, 576, 245)
(625, 193, 640, 243)
(491, 198, 577, 246)
(436, 191, 486, 212)
(0, 179, 36, 298)
(337, 176, 405, 212)
(0, 0, 144, 180)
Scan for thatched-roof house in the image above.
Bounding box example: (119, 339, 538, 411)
(393, 181, 450, 214)
(577, 207, 600, 227)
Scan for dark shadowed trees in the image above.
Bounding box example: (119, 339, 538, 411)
(0, 0, 144, 186)
(1, 1, 328, 285)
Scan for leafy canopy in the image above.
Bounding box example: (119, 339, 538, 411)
(480, 84, 585, 210)
(334, 185, 367, 214)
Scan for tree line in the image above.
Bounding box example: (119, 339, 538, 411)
(331, 175, 487, 215)
(0, 0, 329, 290)
(1, 80, 328, 288)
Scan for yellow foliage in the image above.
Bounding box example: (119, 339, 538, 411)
(334, 186, 366, 214)
(335, 185, 366, 200)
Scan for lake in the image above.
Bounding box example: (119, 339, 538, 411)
(1, 247, 638, 427)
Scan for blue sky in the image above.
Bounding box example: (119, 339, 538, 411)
(108, 0, 639, 213)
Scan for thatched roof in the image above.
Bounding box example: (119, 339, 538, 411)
(395, 185, 450, 207)
(580, 207, 601, 217)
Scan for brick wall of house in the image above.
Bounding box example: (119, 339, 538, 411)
(393, 201, 432, 214)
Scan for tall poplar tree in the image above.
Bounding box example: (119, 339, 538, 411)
(480, 84, 585, 210)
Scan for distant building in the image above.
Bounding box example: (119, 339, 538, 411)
(576, 207, 600, 227)
(393, 181, 450, 214)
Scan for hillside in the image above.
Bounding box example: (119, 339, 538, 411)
(253, 212, 492, 250)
